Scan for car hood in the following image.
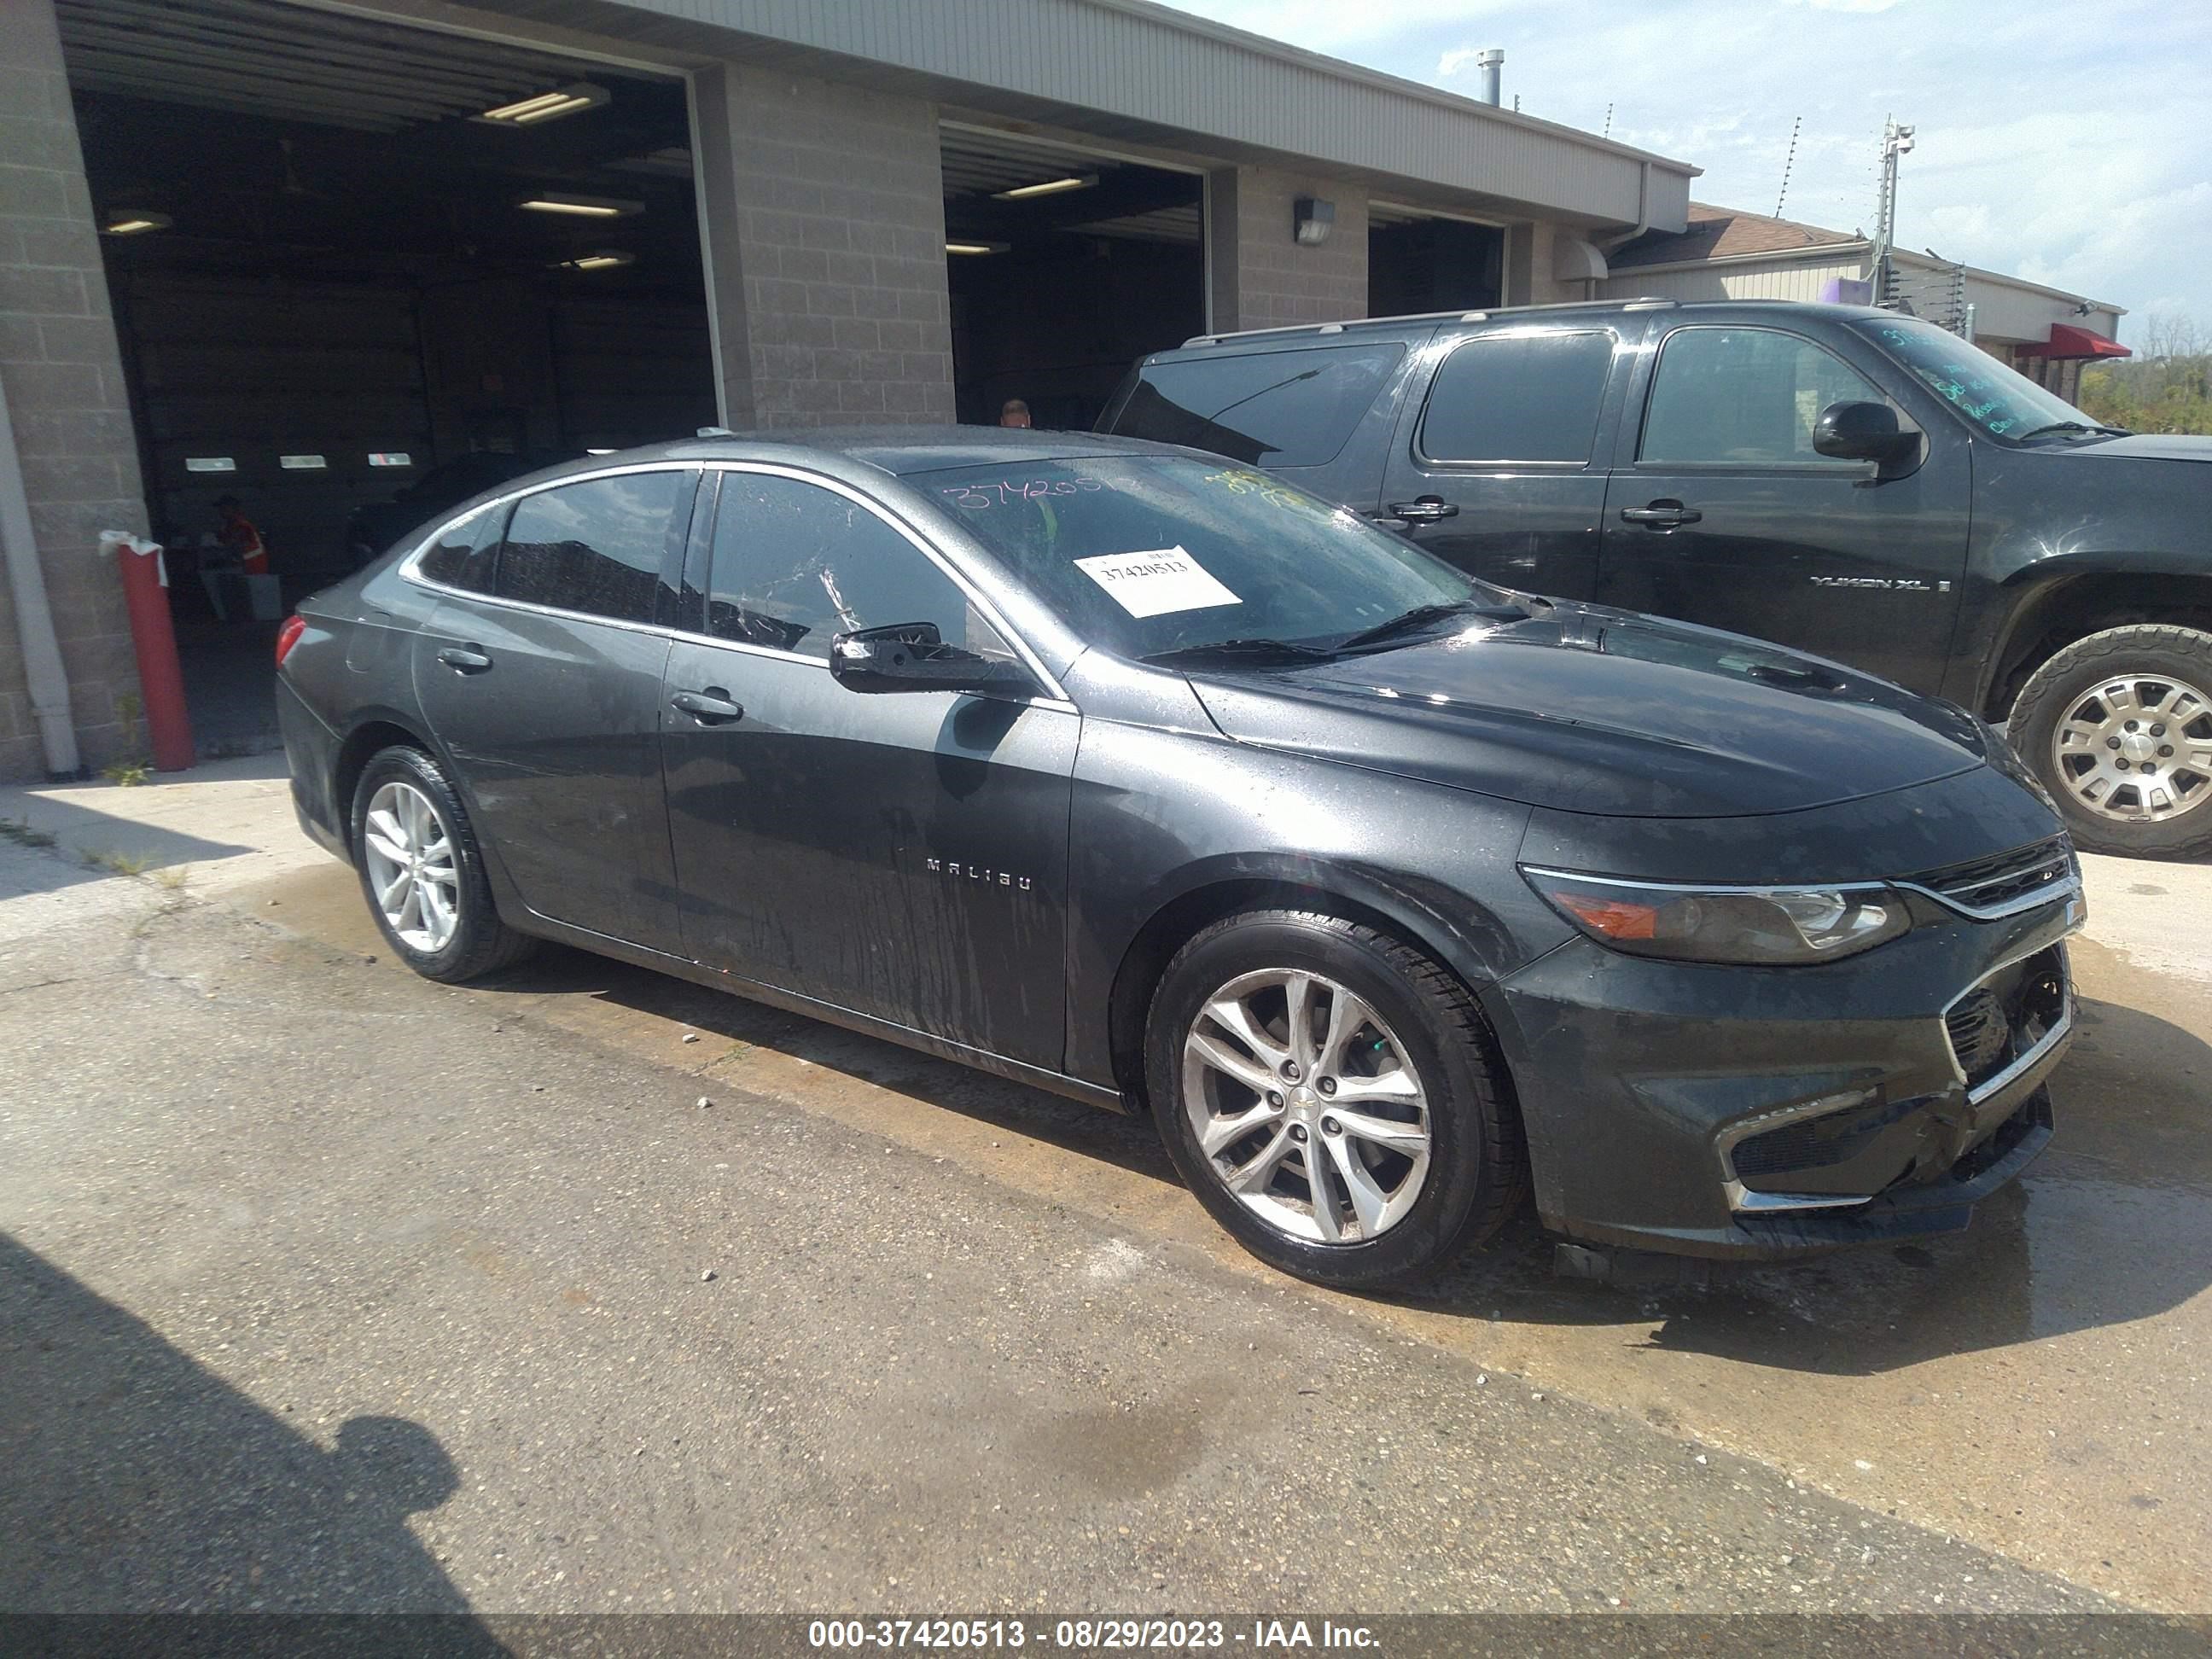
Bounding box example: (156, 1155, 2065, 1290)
(2059, 434, 2212, 464)
(1185, 604, 1990, 818)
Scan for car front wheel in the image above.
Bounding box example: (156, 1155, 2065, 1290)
(2008, 624, 2212, 859)
(1145, 910, 1524, 1289)
(350, 745, 535, 982)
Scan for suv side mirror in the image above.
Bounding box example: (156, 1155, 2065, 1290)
(830, 621, 1033, 696)
(1813, 400, 1918, 467)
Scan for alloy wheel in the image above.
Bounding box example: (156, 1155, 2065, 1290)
(2051, 673, 2212, 824)
(360, 780, 461, 953)
(1180, 968, 1433, 1245)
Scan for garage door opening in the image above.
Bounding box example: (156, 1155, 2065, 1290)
(940, 126, 1204, 431)
(58, 0, 714, 758)
(1368, 203, 1503, 318)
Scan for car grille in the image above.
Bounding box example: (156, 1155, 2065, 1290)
(1943, 944, 2069, 1095)
(1910, 834, 2075, 917)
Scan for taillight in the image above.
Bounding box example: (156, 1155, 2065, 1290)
(275, 613, 306, 667)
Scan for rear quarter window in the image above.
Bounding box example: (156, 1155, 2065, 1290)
(414, 504, 504, 592)
(1103, 343, 1404, 467)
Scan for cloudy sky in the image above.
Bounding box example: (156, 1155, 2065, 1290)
(1156, 0, 2209, 344)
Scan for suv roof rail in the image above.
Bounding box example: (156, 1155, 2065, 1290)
(1179, 296, 1677, 349)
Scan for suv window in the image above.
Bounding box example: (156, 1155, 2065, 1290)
(1420, 330, 1614, 463)
(416, 504, 504, 592)
(706, 471, 1014, 662)
(495, 470, 689, 624)
(1639, 327, 1884, 467)
(1104, 343, 1404, 467)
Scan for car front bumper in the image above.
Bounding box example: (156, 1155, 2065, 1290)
(1481, 886, 2081, 1260)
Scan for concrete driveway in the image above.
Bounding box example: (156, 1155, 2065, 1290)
(2, 757, 2208, 1620)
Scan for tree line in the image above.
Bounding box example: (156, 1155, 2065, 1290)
(2075, 315, 2212, 434)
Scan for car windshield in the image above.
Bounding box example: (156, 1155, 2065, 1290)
(912, 457, 1493, 662)
(1854, 316, 2092, 441)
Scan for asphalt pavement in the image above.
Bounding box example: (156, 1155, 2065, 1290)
(2, 760, 2209, 1631)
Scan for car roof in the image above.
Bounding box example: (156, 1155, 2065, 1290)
(1149, 297, 1901, 358)
(514, 424, 1187, 485)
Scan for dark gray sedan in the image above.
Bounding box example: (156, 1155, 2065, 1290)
(277, 428, 2081, 1287)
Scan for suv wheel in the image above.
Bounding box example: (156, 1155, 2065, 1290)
(351, 745, 535, 982)
(2008, 625, 2212, 859)
(1145, 910, 1523, 1289)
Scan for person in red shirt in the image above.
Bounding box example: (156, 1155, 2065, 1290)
(212, 495, 269, 576)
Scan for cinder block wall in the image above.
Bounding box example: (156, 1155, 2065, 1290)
(694, 63, 956, 428)
(0, 0, 148, 779)
(1208, 166, 1369, 334)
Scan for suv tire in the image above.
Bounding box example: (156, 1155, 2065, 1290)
(2008, 624, 2212, 859)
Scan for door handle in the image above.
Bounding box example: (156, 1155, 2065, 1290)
(436, 645, 493, 673)
(1386, 498, 1459, 522)
(1619, 502, 1703, 529)
(669, 687, 744, 725)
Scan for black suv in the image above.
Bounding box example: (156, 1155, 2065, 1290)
(1102, 300, 2212, 859)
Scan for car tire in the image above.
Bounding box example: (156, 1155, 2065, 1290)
(1144, 909, 1524, 1289)
(350, 744, 536, 983)
(2007, 624, 2212, 859)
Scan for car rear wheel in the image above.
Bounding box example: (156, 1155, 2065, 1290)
(2008, 625, 2212, 859)
(1145, 910, 1523, 1289)
(351, 745, 534, 982)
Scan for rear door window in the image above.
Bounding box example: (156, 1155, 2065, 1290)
(495, 470, 690, 624)
(415, 504, 504, 592)
(1418, 330, 1615, 464)
(1103, 343, 1404, 466)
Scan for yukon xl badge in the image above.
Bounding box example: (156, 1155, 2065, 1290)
(926, 857, 1033, 891)
(1809, 574, 1952, 592)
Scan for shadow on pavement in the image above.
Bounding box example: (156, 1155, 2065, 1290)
(0, 1231, 493, 1629)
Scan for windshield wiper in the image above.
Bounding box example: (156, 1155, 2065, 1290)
(2014, 420, 2132, 439)
(1139, 637, 1337, 668)
(1334, 598, 1530, 653)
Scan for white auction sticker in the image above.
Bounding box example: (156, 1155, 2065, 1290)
(1074, 545, 1241, 618)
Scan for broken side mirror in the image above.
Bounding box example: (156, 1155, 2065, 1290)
(829, 621, 1035, 696)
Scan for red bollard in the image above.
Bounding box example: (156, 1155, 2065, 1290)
(102, 531, 195, 773)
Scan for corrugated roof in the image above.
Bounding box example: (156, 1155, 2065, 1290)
(1610, 201, 1862, 269)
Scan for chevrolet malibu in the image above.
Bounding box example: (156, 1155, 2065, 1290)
(277, 429, 2083, 1288)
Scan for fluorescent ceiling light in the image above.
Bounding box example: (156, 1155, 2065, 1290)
(101, 209, 171, 236)
(945, 241, 1010, 255)
(480, 83, 608, 125)
(555, 250, 636, 271)
(518, 193, 643, 218)
(992, 174, 1097, 200)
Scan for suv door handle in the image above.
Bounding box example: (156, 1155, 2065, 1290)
(669, 687, 744, 725)
(1386, 498, 1459, 522)
(435, 645, 493, 673)
(1619, 502, 1703, 528)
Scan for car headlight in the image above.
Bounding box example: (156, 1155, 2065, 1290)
(1521, 867, 1910, 965)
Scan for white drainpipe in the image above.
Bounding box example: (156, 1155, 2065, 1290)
(0, 369, 79, 777)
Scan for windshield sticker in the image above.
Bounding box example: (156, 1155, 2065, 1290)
(1074, 546, 1242, 618)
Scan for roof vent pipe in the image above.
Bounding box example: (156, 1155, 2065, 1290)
(1476, 49, 1504, 107)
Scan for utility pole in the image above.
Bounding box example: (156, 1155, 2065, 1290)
(1871, 116, 1915, 307)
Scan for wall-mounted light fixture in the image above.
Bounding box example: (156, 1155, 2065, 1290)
(1293, 197, 1336, 247)
(992, 174, 1097, 201)
(101, 208, 172, 236)
(518, 193, 643, 218)
(945, 240, 1010, 255)
(553, 250, 636, 271)
(480, 84, 608, 125)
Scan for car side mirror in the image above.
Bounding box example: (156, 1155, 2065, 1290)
(830, 621, 1033, 696)
(1813, 400, 1918, 468)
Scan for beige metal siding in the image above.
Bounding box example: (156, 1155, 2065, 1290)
(1601, 257, 1867, 304)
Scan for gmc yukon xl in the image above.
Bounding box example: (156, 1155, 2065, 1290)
(1101, 300, 2212, 859)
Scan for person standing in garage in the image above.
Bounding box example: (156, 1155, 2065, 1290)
(212, 495, 270, 576)
(998, 399, 1033, 428)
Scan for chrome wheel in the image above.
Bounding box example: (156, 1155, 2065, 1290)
(1180, 968, 1432, 1245)
(360, 780, 460, 953)
(2052, 673, 2212, 824)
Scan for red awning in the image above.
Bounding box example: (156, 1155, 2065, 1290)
(2017, 323, 2131, 360)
